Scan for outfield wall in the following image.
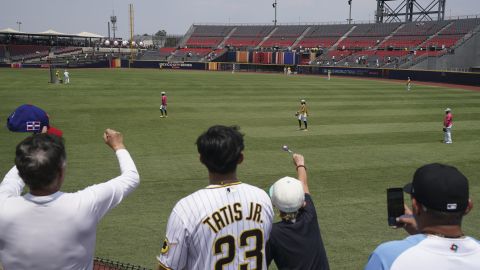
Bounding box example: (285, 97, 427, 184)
(297, 66, 480, 86)
(122, 60, 480, 87)
(2, 60, 478, 87)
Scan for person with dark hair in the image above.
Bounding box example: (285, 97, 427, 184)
(156, 125, 273, 270)
(0, 129, 140, 270)
(266, 153, 330, 270)
(365, 163, 480, 270)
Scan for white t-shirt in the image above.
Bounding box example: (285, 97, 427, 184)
(365, 234, 480, 270)
(0, 149, 139, 270)
(157, 182, 273, 270)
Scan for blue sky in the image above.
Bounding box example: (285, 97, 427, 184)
(1, 0, 479, 38)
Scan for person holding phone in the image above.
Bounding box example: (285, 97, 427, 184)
(365, 163, 480, 270)
(266, 153, 330, 270)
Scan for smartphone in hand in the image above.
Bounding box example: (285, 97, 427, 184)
(387, 188, 404, 227)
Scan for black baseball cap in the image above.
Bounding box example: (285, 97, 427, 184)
(403, 163, 469, 212)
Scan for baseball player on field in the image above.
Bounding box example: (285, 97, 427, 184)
(406, 77, 412, 91)
(160, 91, 168, 118)
(297, 99, 309, 131)
(156, 125, 273, 270)
(443, 108, 453, 144)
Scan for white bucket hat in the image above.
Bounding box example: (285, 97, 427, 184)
(269, 176, 305, 213)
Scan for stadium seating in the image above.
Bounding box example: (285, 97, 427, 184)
(231, 25, 275, 37)
(8, 45, 50, 57)
(319, 50, 353, 63)
(190, 25, 235, 37)
(379, 20, 451, 49)
(224, 38, 263, 47)
(440, 18, 480, 35)
(172, 48, 213, 61)
(295, 24, 352, 49)
(307, 24, 353, 37)
(159, 47, 176, 57)
(272, 25, 309, 38)
(414, 49, 447, 58)
(381, 36, 427, 49)
(261, 38, 296, 48)
(349, 23, 402, 37)
(338, 37, 380, 50)
(338, 23, 401, 50)
(137, 50, 162, 60)
(421, 18, 480, 49)
(3, 18, 478, 66)
(297, 37, 338, 49)
(185, 37, 223, 47)
(6, 45, 50, 61)
(224, 26, 275, 48)
(260, 25, 309, 48)
(0, 45, 5, 59)
(53, 47, 82, 55)
(424, 35, 463, 49)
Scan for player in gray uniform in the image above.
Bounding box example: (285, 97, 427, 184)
(156, 125, 273, 270)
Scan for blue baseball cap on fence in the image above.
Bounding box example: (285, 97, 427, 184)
(6, 104, 50, 133)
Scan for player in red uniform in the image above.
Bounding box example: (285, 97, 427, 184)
(443, 108, 453, 144)
(160, 91, 168, 118)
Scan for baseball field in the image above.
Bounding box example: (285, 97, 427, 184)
(0, 68, 479, 269)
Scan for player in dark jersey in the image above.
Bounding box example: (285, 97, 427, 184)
(267, 153, 330, 270)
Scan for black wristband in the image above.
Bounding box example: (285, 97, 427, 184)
(296, 165, 307, 171)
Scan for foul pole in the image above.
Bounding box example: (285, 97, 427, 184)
(129, 3, 135, 68)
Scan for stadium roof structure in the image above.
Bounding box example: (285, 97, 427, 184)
(0, 28, 105, 39)
(0, 28, 25, 34)
(76, 31, 104, 38)
(38, 29, 65, 35)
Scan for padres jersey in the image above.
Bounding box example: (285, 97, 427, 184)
(157, 182, 273, 270)
(365, 234, 480, 270)
(298, 104, 308, 116)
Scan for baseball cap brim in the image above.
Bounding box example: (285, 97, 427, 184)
(403, 183, 413, 194)
(47, 126, 63, 137)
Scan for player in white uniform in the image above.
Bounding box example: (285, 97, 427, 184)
(63, 69, 70, 84)
(365, 163, 480, 270)
(0, 129, 139, 270)
(156, 125, 273, 270)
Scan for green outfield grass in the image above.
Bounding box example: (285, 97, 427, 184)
(1, 68, 479, 269)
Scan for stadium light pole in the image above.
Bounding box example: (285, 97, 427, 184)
(16, 21, 22, 32)
(347, 0, 352, 24)
(272, 0, 277, 26)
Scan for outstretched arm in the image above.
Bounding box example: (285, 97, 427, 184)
(82, 129, 140, 220)
(292, 153, 309, 194)
(0, 166, 25, 199)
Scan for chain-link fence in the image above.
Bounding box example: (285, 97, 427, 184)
(93, 257, 151, 270)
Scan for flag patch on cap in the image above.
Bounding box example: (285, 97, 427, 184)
(26, 121, 41, 131)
